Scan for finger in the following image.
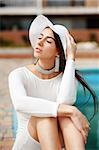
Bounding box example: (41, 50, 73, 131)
(80, 129, 87, 144)
(69, 34, 77, 45)
(83, 118, 90, 132)
(82, 123, 90, 143)
(83, 115, 90, 125)
(68, 34, 74, 42)
(83, 125, 90, 137)
(71, 117, 82, 131)
(85, 124, 90, 131)
(67, 33, 75, 44)
(66, 35, 71, 49)
(67, 34, 77, 50)
(65, 31, 72, 46)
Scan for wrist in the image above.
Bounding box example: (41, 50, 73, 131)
(70, 106, 80, 118)
(67, 55, 75, 61)
(57, 104, 74, 117)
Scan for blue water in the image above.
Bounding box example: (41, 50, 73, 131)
(12, 69, 99, 149)
(75, 69, 99, 150)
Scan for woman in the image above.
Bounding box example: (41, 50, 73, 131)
(8, 15, 97, 150)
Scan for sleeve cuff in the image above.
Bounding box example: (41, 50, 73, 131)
(52, 102, 60, 117)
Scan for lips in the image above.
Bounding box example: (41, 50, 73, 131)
(35, 47, 42, 53)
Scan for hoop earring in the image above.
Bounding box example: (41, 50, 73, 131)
(55, 55, 60, 72)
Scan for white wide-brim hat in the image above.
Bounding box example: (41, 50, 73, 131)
(29, 15, 70, 58)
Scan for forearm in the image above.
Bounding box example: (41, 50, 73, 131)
(11, 96, 59, 117)
(57, 59, 77, 105)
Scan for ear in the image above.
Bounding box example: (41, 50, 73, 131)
(55, 50, 60, 56)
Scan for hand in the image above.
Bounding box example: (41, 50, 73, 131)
(70, 106, 90, 144)
(66, 33, 77, 61)
(57, 104, 74, 117)
(57, 104, 90, 144)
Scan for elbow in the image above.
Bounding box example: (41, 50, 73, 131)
(14, 105, 20, 112)
(66, 99, 76, 105)
(13, 102, 21, 112)
(11, 97, 22, 112)
(69, 95, 76, 105)
(70, 98, 76, 105)
(66, 93, 77, 105)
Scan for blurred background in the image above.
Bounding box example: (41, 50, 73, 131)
(0, 0, 99, 149)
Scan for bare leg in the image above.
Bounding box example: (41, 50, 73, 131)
(28, 117, 62, 150)
(36, 117, 61, 150)
(58, 117, 85, 150)
(28, 116, 39, 142)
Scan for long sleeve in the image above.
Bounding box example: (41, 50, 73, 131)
(8, 69, 59, 117)
(57, 59, 77, 105)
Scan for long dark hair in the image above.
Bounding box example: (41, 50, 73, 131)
(53, 31, 98, 121)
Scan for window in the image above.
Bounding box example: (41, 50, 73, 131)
(43, 0, 84, 7)
(0, 0, 35, 7)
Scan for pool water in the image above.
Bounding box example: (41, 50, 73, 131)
(75, 69, 99, 150)
(12, 69, 99, 150)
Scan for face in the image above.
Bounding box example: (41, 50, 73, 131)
(34, 28, 58, 60)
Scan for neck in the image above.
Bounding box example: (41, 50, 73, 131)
(38, 59, 55, 70)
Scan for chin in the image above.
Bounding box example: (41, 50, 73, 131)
(34, 52, 40, 57)
(34, 53, 42, 59)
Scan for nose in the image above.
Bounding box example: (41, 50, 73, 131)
(37, 38, 44, 46)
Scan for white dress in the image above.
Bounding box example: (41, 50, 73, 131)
(8, 59, 77, 150)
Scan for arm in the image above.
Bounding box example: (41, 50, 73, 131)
(57, 33, 89, 143)
(57, 59, 77, 105)
(8, 69, 89, 142)
(57, 104, 90, 144)
(8, 69, 59, 117)
(57, 33, 77, 105)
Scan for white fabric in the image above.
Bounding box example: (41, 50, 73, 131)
(8, 59, 77, 150)
(57, 60, 76, 104)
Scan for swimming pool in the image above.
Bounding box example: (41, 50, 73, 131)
(12, 69, 99, 149)
(75, 69, 99, 150)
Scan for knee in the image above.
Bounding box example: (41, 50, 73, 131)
(36, 117, 58, 126)
(28, 117, 58, 134)
(36, 117, 61, 150)
(58, 117, 72, 129)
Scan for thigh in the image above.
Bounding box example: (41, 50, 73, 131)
(27, 116, 39, 142)
(58, 117, 85, 150)
(36, 117, 62, 150)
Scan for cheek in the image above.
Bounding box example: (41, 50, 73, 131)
(44, 43, 57, 54)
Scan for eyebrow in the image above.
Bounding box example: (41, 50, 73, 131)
(40, 33, 55, 41)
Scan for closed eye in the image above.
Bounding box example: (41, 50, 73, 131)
(38, 37, 42, 39)
(47, 41, 52, 44)
(38, 36, 52, 44)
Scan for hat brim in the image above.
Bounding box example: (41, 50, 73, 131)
(29, 15, 69, 57)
